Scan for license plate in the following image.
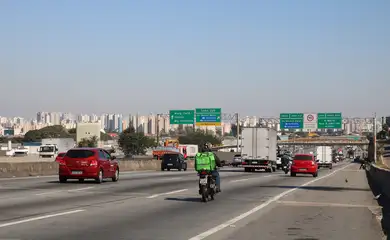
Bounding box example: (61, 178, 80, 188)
(299, 168, 306, 171)
(251, 161, 257, 164)
(199, 178, 207, 185)
(72, 171, 82, 175)
(167, 163, 173, 166)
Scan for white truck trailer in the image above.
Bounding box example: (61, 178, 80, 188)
(316, 146, 333, 169)
(241, 127, 278, 172)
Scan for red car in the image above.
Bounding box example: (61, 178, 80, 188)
(55, 152, 66, 162)
(58, 148, 119, 183)
(290, 154, 318, 177)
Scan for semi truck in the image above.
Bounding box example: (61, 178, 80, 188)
(316, 146, 333, 169)
(240, 127, 278, 172)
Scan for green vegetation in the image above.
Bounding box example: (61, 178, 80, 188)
(22, 125, 113, 142)
(77, 136, 98, 147)
(178, 129, 222, 148)
(118, 127, 156, 156)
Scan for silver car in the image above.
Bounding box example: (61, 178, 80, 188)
(232, 154, 242, 167)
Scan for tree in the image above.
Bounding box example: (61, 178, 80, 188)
(178, 129, 222, 148)
(24, 125, 73, 142)
(118, 126, 155, 156)
(231, 124, 243, 137)
(78, 136, 98, 147)
(377, 124, 389, 140)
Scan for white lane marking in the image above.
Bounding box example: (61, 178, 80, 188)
(277, 200, 380, 208)
(36, 186, 95, 195)
(146, 189, 188, 199)
(68, 187, 94, 192)
(35, 190, 64, 196)
(230, 178, 249, 183)
(0, 209, 85, 228)
(229, 173, 282, 183)
(162, 177, 183, 181)
(188, 163, 352, 240)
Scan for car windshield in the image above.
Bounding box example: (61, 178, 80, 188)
(294, 155, 313, 161)
(66, 150, 95, 158)
(40, 146, 54, 152)
(163, 154, 179, 161)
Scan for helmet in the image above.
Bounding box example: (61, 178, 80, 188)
(202, 142, 212, 151)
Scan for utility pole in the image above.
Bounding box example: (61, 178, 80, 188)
(236, 113, 240, 153)
(373, 112, 377, 162)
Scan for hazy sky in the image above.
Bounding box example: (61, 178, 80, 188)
(1, 0, 389, 118)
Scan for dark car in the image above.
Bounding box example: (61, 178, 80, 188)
(161, 153, 187, 171)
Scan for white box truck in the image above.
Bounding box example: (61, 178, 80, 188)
(241, 127, 278, 172)
(316, 146, 333, 169)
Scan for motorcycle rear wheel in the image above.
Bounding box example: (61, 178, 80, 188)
(200, 185, 208, 202)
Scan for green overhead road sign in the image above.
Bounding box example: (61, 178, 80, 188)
(317, 113, 342, 129)
(280, 113, 304, 129)
(169, 110, 195, 124)
(195, 108, 222, 126)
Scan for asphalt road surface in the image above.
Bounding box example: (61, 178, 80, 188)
(0, 163, 383, 240)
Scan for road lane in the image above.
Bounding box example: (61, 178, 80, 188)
(0, 167, 280, 223)
(0, 163, 368, 240)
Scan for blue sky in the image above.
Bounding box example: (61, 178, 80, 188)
(0, 0, 389, 118)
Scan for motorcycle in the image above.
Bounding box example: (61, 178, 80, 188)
(198, 169, 217, 202)
(283, 161, 292, 174)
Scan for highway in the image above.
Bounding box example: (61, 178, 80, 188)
(0, 163, 383, 240)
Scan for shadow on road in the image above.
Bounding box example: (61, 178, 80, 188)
(257, 185, 371, 192)
(164, 197, 201, 203)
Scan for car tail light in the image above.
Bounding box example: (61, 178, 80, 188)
(242, 162, 246, 165)
(58, 160, 65, 166)
(264, 161, 268, 165)
(311, 161, 315, 165)
(90, 160, 98, 166)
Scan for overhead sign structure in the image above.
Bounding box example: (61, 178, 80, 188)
(195, 108, 222, 126)
(280, 113, 304, 129)
(169, 110, 195, 125)
(317, 113, 342, 129)
(304, 113, 317, 130)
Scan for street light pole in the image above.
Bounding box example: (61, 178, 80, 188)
(236, 113, 240, 153)
(373, 112, 377, 162)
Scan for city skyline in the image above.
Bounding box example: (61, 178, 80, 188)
(0, 1, 389, 117)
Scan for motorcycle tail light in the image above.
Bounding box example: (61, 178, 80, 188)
(200, 171, 208, 175)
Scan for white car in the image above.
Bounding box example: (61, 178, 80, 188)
(232, 154, 242, 167)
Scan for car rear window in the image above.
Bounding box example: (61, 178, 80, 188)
(66, 150, 95, 158)
(234, 154, 241, 158)
(294, 155, 313, 161)
(163, 154, 179, 161)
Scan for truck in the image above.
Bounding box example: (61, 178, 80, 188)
(38, 144, 59, 158)
(316, 146, 333, 169)
(240, 127, 278, 172)
(38, 138, 76, 158)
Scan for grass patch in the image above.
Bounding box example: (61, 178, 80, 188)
(374, 162, 390, 169)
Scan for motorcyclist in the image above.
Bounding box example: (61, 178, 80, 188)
(281, 155, 290, 168)
(198, 142, 222, 193)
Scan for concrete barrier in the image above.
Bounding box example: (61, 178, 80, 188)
(366, 138, 390, 236)
(0, 160, 195, 178)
